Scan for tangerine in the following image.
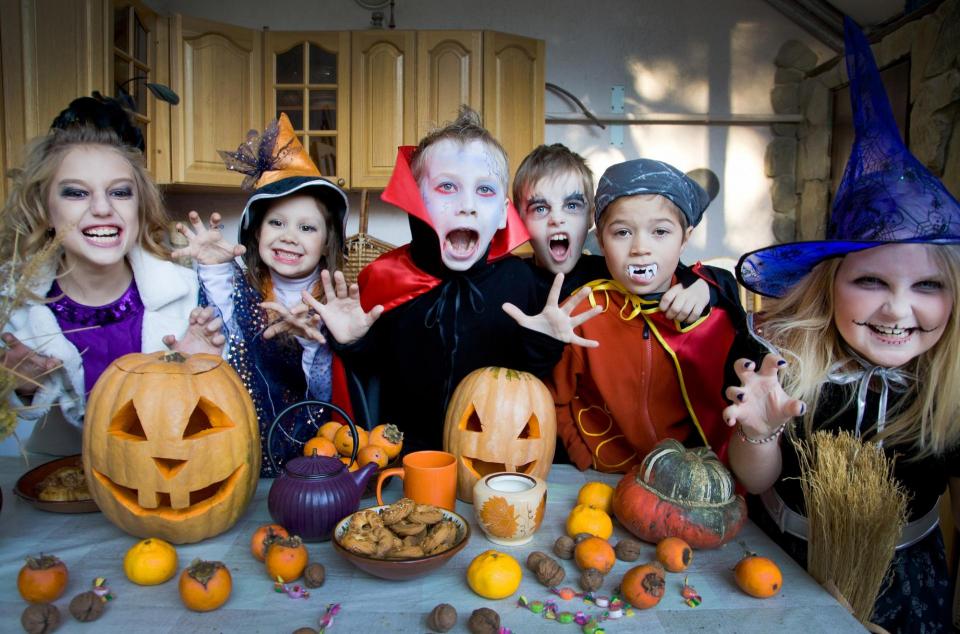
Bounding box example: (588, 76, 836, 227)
(304, 436, 337, 458)
(333, 425, 368, 457)
(368, 423, 404, 459)
(317, 421, 343, 442)
(250, 524, 290, 562)
(734, 554, 782, 598)
(466, 550, 522, 599)
(265, 536, 308, 582)
(565, 504, 613, 540)
(357, 445, 389, 469)
(123, 538, 178, 586)
(655, 536, 693, 572)
(179, 559, 232, 612)
(573, 536, 616, 574)
(576, 481, 615, 514)
(17, 554, 68, 603)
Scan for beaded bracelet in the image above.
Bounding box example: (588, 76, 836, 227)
(736, 421, 788, 444)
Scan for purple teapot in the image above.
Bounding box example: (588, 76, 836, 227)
(266, 400, 377, 541)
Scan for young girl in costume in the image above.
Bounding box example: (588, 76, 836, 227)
(1, 96, 224, 456)
(725, 19, 960, 631)
(174, 114, 353, 476)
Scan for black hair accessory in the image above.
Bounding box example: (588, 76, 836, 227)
(50, 93, 145, 152)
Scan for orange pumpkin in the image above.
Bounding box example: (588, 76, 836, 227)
(612, 439, 746, 549)
(17, 554, 68, 603)
(443, 367, 556, 502)
(250, 524, 290, 562)
(265, 536, 308, 582)
(620, 562, 665, 609)
(179, 559, 232, 611)
(82, 351, 260, 544)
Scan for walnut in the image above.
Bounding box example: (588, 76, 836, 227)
(426, 603, 457, 632)
(526, 550, 549, 570)
(535, 556, 566, 587)
(292, 629, 318, 634)
(579, 567, 604, 592)
(615, 538, 643, 562)
(69, 591, 105, 622)
(467, 607, 500, 634)
(21, 603, 60, 634)
(553, 535, 575, 559)
(303, 562, 326, 588)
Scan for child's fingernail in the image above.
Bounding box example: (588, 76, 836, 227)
(800, 403, 806, 415)
(736, 393, 744, 402)
(743, 361, 753, 369)
(777, 359, 787, 366)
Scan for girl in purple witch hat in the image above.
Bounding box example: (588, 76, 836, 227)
(724, 18, 960, 632)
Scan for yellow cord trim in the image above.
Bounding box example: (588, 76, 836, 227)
(594, 435, 637, 469)
(576, 404, 614, 437)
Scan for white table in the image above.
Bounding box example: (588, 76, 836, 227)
(0, 456, 864, 632)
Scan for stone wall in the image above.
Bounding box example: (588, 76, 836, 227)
(767, 0, 960, 241)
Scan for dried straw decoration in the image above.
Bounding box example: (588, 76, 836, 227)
(795, 430, 908, 625)
(343, 189, 394, 285)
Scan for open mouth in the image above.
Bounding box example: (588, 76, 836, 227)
(82, 225, 122, 246)
(444, 229, 480, 261)
(91, 466, 246, 516)
(627, 263, 658, 283)
(272, 248, 303, 265)
(548, 233, 570, 261)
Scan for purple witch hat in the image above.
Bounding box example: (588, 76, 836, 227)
(737, 17, 960, 298)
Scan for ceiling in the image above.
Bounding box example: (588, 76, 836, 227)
(827, 0, 906, 26)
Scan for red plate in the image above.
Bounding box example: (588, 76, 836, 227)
(14, 455, 99, 513)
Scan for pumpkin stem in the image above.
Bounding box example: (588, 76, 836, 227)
(162, 351, 188, 363)
(25, 553, 62, 570)
(187, 559, 225, 587)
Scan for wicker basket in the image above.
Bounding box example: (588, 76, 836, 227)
(343, 189, 395, 285)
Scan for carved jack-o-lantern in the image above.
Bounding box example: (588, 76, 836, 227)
(443, 367, 556, 503)
(82, 352, 260, 544)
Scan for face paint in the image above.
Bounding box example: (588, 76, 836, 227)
(520, 170, 590, 275)
(417, 139, 508, 271)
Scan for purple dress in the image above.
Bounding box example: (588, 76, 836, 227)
(47, 280, 145, 396)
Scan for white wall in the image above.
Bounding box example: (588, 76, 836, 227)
(151, 0, 832, 262)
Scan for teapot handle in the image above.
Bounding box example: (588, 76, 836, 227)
(266, 399, 359, 475)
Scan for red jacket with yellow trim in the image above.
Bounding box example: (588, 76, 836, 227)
(551, 274, 741, 473)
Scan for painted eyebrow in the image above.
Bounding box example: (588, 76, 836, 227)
(525, 196, 548, 207)
(563, 193, 586, 203)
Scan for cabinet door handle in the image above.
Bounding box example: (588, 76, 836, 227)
(337, 178, 345, 186)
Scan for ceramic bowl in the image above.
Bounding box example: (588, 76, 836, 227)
(332, 504, 470, 580)
(473, 472, 547, 546)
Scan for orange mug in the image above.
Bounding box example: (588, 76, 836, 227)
(375, 450, 457, 511)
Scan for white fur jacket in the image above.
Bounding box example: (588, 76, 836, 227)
(1, 247, 199, 455)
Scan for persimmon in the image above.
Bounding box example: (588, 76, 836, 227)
(317, 421, 343, 442)
(339, 456, 359, 472)
(357, 445, 389, 469)
(17, 554, 68, 603)
(304, 436, 337, 458)
(655, 536, 693, 573)
(333, 425, 368, 457)
(734, 554, 782, 598)
(179, 559, 232, 612)
(250, 524, 290, 562)
(368, 423, 404, 459)
(265, 536, 308, 582)
(620, 562, 666, 609)
(573, 536, 616, 574)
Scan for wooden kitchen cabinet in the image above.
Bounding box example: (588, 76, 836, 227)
(415, 31, 483, 140)
(263, 30, 351, 188)
(168, 14, 262, 187)
(350, 30, 416, 189)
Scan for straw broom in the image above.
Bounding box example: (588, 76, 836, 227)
(795, 430, 908, 625)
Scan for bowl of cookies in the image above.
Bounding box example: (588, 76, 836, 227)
(14, 455, 98, 513)
(332, 498, 470, 580)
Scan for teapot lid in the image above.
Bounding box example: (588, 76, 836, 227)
(283, 454, 345, 479)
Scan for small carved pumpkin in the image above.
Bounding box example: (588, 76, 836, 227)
(443, 367, 556, 503)
(612, 439, 746, 549)
(83, 352, 260, 544)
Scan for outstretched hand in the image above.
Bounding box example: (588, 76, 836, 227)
(722, 353, 805, 438)
(502, 273, 602, 348)
(298, 270, 384, 346)
(163, 306, 226, 355)
(172, 211, 246, 265)
(261, 301, 324, 342)
(0, 332, 62, 395)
